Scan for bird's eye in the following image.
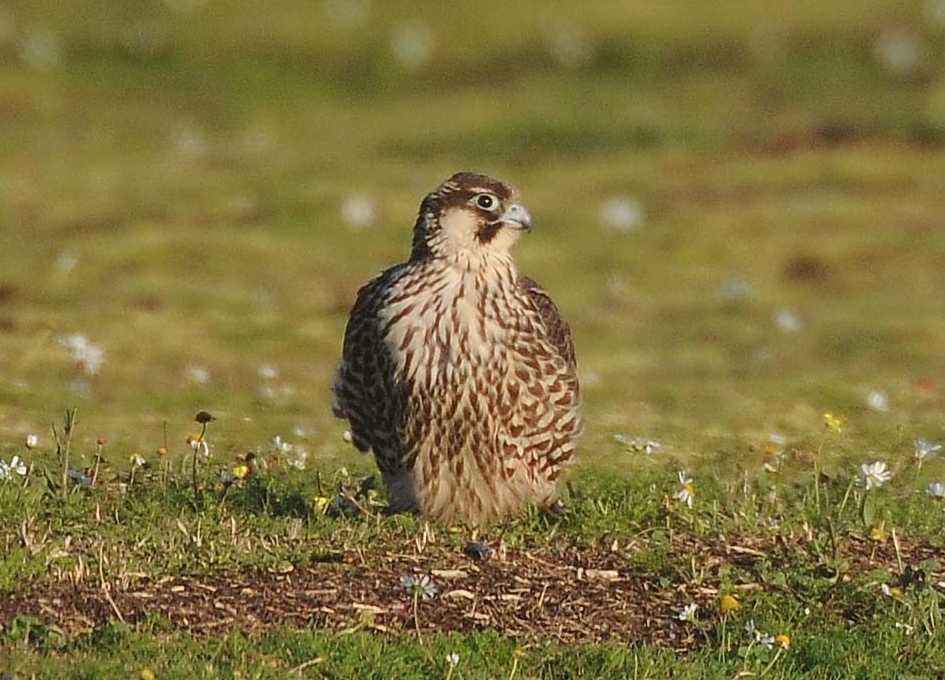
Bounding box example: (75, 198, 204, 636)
(475, 194, 498, 211)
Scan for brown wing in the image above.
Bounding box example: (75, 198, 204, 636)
(332, 266, 407, 472)
(518, 276, 577, 371)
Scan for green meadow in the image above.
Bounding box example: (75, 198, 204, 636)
(1, 1, 944, 677)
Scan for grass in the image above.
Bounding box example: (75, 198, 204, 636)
(2, 0, 945, 677)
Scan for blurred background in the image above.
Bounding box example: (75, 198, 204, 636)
(1, 0, 943, 477)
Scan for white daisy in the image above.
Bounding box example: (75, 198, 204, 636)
(675, 471, 695, 508)
(858, 461, 892, 490)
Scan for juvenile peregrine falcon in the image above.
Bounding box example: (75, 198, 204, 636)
(333, 172, 581, 525)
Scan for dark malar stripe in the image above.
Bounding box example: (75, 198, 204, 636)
(477, 224, 501, 244)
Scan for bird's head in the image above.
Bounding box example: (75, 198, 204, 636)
(411, 172, 532, 263)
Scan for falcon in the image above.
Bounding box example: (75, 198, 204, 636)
(332, 172, 581, 525)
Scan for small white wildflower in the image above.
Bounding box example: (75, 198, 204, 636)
(186, 365, 210, 384)
(342, 430, 354, 444)
(676, 603, 698, 622)
(881, 583, 892, 597)
(543, 22, 594, 68)
(614, 434, 662, 455)
(774, 309, 802, 333)
(675, 471, 694, 508)
(340, 194, 376, 229)
(55, 252, 79, 273)
(25, 433, 39, 449)
(745, 618, 775, 647)
(272, 435, 292, 453)
(390, 21, 434, 70)
(599, 196, 644, 233)
(926, 482, 945, 498)
(130, 454, 146, 468)
(1, 456, 26, 478)
(258, 364, 279, 380)
(926, 0, 945, 27)
(874, 28, 924, 77)
(288, 447, 309, 470)
(18, 30, 63, 71)
(60, 334, 105, 375)
(865, 390, 889, 412)
(858, 461, 892, 490)
(400, 574, 437, 600)
(720, 275, 754, 301)
(446, 652, 460, 667)
(914, 439, 943, 465)
(172, 120, 208, 160)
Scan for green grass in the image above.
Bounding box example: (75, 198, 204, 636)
(2, 0, 945, 677)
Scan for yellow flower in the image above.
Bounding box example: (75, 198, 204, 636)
(232, 464, 250, 480)
(719, 593, 741, 614)
(313, 495, 330, 513)
(823, 413, 846, 434)
(775, 633, 791, 649)
(140, 669, 157, 680)
(156, 446, 168, 457)
(869, 523, 887, 543)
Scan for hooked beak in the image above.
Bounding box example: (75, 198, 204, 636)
(498, 203, 532, 231)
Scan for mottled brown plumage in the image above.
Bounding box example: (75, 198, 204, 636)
(333, 172, 581, 525)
